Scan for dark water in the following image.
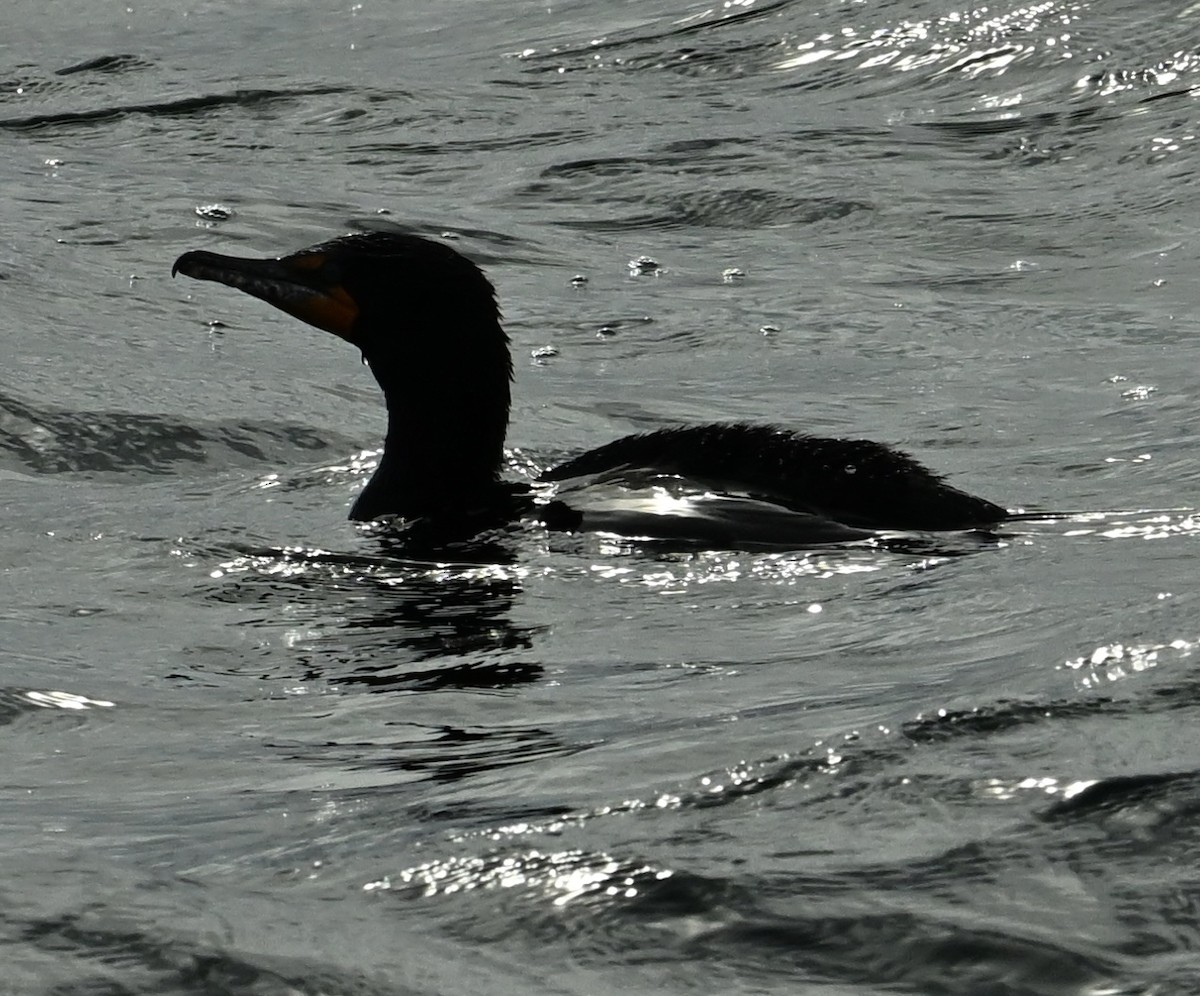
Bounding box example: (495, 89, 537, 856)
(4, 0, 1200, 992)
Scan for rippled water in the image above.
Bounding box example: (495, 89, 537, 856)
(5, 0, 1200, 992)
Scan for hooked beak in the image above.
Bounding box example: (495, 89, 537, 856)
(173, 246, 361, 344)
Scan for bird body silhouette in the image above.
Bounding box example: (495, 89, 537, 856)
(174, 231, 1008, 545)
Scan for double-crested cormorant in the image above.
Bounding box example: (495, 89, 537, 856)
(173, 231, 1009, 545)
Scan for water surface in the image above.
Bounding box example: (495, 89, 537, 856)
(4, 0, 1200, 992)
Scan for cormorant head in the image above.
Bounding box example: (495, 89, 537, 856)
(175, 230, 517, 515)
(175, 230, 503, 354)
(173, 229, 513, 418)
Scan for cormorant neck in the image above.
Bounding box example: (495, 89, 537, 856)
(349, 333, 512, 522)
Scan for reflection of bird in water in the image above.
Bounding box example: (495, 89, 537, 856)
(174, 231, 1010, 547)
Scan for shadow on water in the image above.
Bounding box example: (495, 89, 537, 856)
(190, 531, 583, 783)
(0, 83, 348, 133)
(197, 528, 545, 695)
(0, 389, 352, 477)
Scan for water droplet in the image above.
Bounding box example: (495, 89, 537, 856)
(1120, 385, 1156, 400)
(628, 255, 661, 276)
(194, 203, 232, 221)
